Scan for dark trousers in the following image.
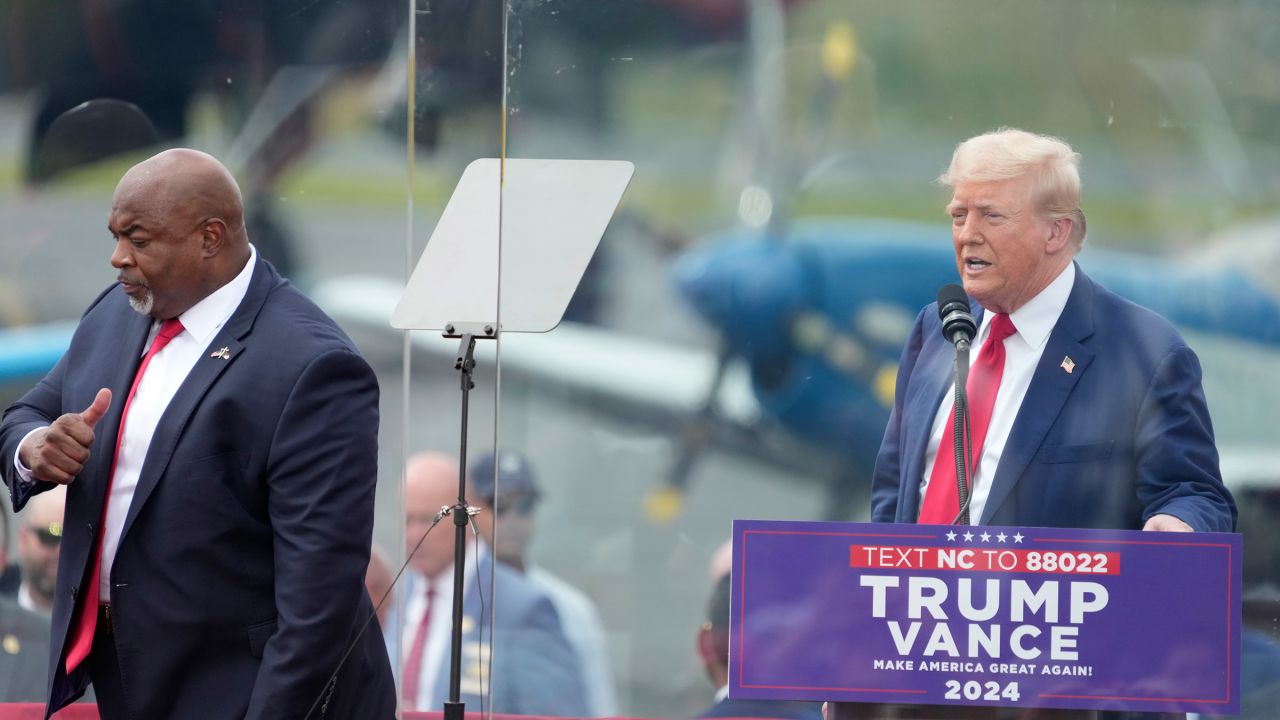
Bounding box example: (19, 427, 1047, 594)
(88, 605, 131, 719)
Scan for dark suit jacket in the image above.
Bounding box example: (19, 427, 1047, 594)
(0, 258, 395, 718)
(871, 265, 1235, 532)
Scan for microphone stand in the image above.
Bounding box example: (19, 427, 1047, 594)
(442, 322, 497, 720)
(950, 338, 972, 526)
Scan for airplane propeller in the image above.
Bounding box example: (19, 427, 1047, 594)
(647, 3, 877, 522)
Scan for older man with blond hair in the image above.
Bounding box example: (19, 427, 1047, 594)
(871, 127, 1235, 532)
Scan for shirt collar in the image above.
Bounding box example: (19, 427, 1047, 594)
(978, 261, 1074, 351)
(17, 583, 37, 612)
(175, 245, 257, 346)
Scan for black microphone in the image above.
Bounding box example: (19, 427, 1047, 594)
(937, 284, 977, 352)
(937, 284, 976, 525)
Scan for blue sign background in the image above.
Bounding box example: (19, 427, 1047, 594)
(729, 520, 1241, 714)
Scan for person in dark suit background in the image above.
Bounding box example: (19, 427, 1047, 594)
(0, 494, 50, 703)
(0, 499, 88, 704)
(394, 451, 588, 716)
(871, 127, 1234, 532)
(695, 573, 820, 720)
(0, 595, 51, 702)
(14, 484, 64, 616)
(0, 148, 395, 718)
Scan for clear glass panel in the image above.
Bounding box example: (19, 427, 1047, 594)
(397, 0, 505, 716)
(498, 1, 1280, 718)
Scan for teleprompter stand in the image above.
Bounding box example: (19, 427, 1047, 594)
(439, 322, 494, 720)
(392, 158, 633, 719)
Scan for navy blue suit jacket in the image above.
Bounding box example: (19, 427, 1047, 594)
(0, 259, 396, 718)
(871, 265, 1236, 532)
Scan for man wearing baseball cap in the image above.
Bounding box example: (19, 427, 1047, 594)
(469, 451, 619, 717)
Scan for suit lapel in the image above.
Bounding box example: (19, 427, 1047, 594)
(119, 259, 276, 540)
(980, 266, 1096, 524)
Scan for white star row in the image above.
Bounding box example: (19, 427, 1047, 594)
(944, 530, 1025, 543)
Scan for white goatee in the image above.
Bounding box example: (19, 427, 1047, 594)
(127, 289, 154, 316)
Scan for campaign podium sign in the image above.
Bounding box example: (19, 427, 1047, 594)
(729, 520, 1240, 715)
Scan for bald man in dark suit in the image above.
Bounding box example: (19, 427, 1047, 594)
(2, 149, 395, 718)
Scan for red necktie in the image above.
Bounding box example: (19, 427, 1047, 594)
(400, 581, 436, 710)
(918, 313, 1016, 525)
(65, 317, 184, 673)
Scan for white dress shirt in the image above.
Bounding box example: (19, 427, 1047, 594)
(17, 583, 41, 614)
(14, 247, 256, 600)
(919, 263, 1075, 523)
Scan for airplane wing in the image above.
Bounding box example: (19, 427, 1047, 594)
(311, 274, 761, 425)
(313, 274, 859, 523)
(0, 321, 77, 403)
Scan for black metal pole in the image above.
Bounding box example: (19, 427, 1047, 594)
(952, 347, 971, 526)
(443, 333, 477, 720)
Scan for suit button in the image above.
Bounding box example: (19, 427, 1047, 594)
(71, 586, 78, 601)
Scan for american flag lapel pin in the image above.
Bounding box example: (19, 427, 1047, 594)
(1060, 356, 1075, 374)
(210, 346, 231, 360)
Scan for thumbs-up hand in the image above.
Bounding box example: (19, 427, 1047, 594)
(18, 389, 112, 485)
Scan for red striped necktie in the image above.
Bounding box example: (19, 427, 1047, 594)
(918, 312, 1016, 525)
(65, 317, 184, 673)
(400, 581, 437, 709)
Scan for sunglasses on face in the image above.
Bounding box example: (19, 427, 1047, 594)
(493, 495, 538, 516)
(27, 521, 62, 548)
